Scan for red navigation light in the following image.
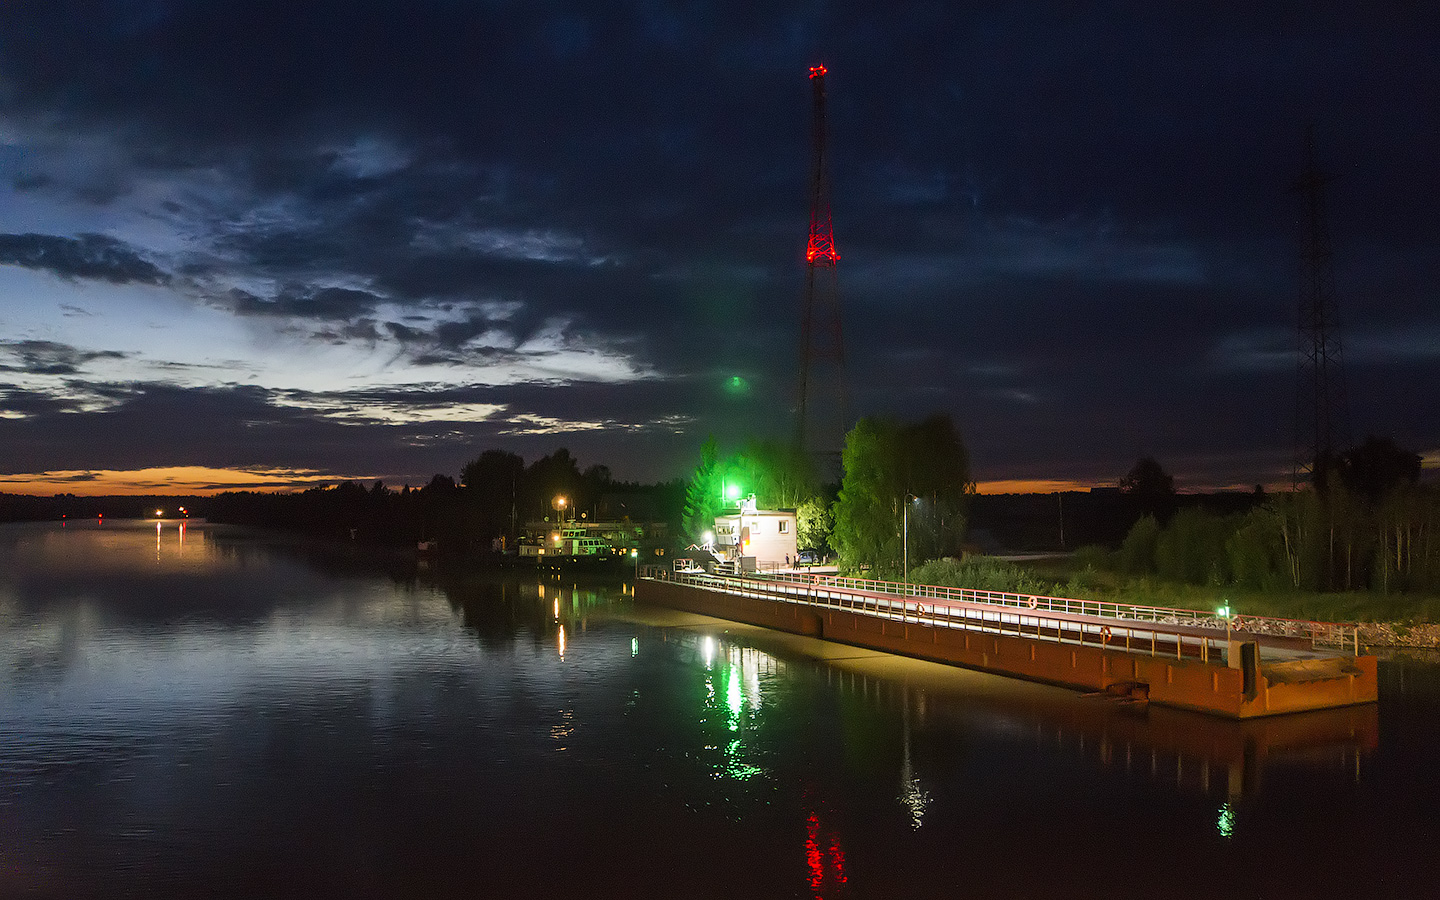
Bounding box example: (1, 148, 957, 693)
(809, 65, 827, 79)
(806, 230, 839, 263)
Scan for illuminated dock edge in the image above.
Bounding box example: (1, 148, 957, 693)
(635, 573, 1378, 720)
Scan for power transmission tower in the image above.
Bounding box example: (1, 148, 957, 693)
(796, 64, 847, 476)
(1292, 129, 1351, 490)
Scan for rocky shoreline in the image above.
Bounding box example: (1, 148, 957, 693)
(1358, 621, 1440, 649)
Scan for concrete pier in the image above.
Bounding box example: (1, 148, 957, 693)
(636, 574, 1378, 719)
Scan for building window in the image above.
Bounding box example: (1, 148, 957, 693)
(779, 520, 789, 534)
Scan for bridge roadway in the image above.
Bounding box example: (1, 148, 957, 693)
(646, 569, 1362, 665)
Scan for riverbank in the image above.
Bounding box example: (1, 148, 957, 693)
(1013, 555, 1440, 649)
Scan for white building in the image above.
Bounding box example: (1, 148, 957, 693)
(714, 497, 797, 569)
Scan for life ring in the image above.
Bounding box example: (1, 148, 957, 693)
(812, 575, 820, 585)
(1100, 626, 1113, 643)
(1028, 597, 1038, 610)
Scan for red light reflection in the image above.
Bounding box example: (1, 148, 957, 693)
(804, 808, 847, 897)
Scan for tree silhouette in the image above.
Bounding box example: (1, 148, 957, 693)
(1119, 457, 1175, 519)
(1339, 436, 1422, 503)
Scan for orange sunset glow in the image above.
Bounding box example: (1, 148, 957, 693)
(0, 467, 376, 496)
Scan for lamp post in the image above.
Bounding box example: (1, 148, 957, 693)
(631, 547, 640, 580)
(554, 495, 568, 523)
(903, 494, 919, 588)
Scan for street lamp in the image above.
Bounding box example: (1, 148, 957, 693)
(631, 547, 640, 579)
(723, 481, 742, 504)
(553, 495, 568, 522)
(903, 494, 920, 588)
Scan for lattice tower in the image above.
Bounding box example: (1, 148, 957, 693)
(1293, 129, 1351, 489)
(796, 64, 847, 473)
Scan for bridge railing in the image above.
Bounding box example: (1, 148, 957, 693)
(657, 570, 1224, 660)
(642, 568, 1359, 653)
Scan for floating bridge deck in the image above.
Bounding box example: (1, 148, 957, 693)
(636, 570, 1377, 719)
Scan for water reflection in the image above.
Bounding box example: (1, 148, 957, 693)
(898, 692, 931, 829)
(1217, 801, 1236, 838)
(0, 521, 1418, 899)
(804, 801, 849, 898)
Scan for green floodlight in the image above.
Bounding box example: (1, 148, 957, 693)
(724, 482, 743, 502)
(1217, 604, 1232, 619)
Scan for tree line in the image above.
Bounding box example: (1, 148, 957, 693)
(204, 448, 683, 553)
(1114, 438, 1440, 593)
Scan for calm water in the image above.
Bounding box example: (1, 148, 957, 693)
(3, 520, 1439, 899)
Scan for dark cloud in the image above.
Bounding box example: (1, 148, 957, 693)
(228, 285, 382, 321)
(0, 233, 169, 285)
(0, 340, 129, 376)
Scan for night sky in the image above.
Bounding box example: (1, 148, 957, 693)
(2, 2, 1437, 495)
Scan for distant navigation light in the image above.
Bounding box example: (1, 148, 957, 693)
(155, 509, 163, 517)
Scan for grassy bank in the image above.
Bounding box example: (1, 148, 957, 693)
(894, 555, 1440, 646)
(1014, 553, 1440, 624)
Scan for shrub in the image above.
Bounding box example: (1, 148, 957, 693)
(908, 556, 1056, 596)
(1118, 515, 1160, 575)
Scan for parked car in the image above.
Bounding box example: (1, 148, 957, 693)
(796, 550, 820, 566)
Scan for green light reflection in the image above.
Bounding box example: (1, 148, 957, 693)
(696, 639, 771, 782)
(726, 665, 743, 731)
(1217, 802, 1235, 838)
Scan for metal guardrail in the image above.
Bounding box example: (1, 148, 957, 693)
(639, 567, 1362, 656)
